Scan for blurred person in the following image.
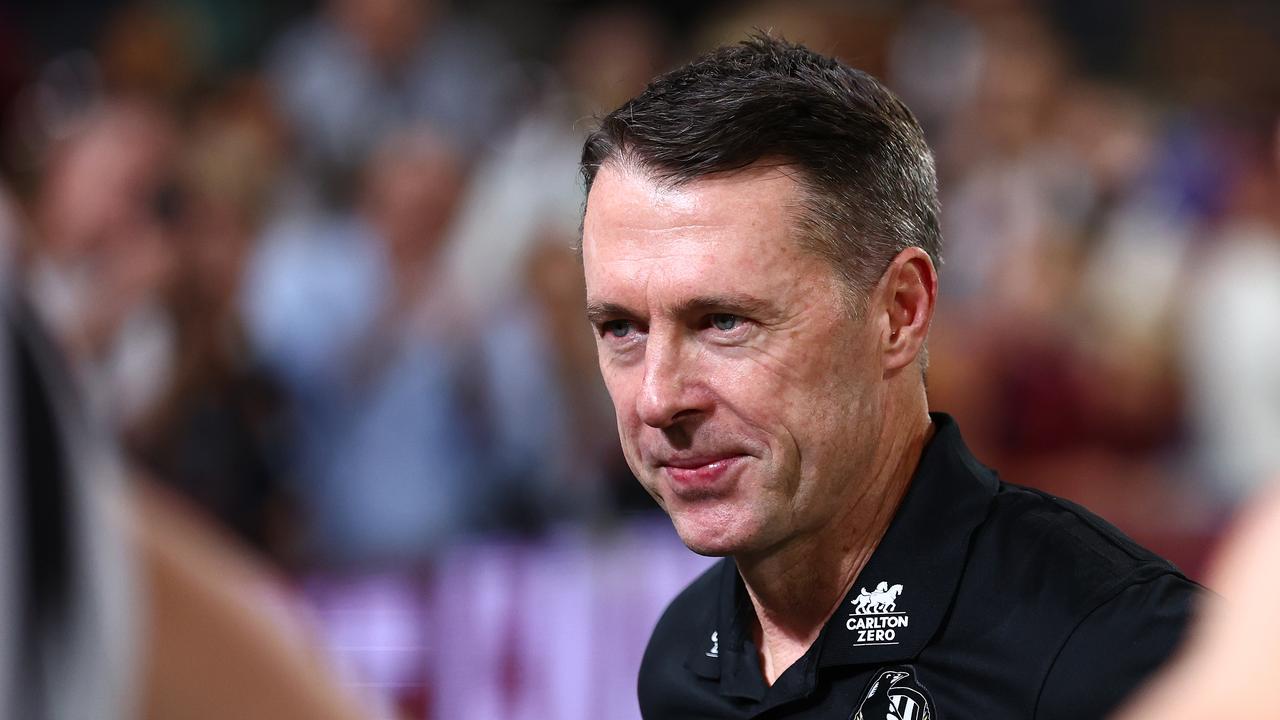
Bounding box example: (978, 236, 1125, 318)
(24, 99, 181, 432)
(928, 14, 1190, 480)
(923, 11, 1087, 455)
(243, 127, 486, 563)
(1180, 119, 1280, 505)
(0, 260, 383, 720)
(935, 11, 1077, 311)
(963, 80, 1191, 460)
(266, 0, 513, 207)
(441, 6, 664, 526)
(926, 12, 1198, 529)
(127, 78, 295, 556)
(887, 1, 984, 138)
(1062, 83, 1187, 447)
(579, 35, 1200, 718)
(2, 263, 142, 720)
(443, 3, 666, 320)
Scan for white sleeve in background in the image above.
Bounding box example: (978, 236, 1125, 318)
(1, 294, 138, 720)
(1183, 222, 1280, 502)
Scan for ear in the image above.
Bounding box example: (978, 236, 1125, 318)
(875, 247, 938, 373)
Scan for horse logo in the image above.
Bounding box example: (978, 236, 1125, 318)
(851, 582, 905, 614)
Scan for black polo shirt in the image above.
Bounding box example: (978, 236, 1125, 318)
(638, 414, 1200, 719)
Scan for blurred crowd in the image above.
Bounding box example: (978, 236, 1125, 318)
(1, 0, 1278, 580)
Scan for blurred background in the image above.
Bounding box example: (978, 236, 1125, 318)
(0, 0, 1278, 717)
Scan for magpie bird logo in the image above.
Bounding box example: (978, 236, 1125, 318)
(852, 666, 935, 720)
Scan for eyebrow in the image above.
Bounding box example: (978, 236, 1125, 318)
(585, 294, 775, 324)
(671, 294, 774, 318)
(585, 301, 634, 325)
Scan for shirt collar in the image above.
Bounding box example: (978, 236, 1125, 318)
(685, 557, 768, 699)
(817, 412, 998, 667)
(685, 413, 999, 696)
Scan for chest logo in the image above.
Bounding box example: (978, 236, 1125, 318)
(852, 581, 903, 613)
(847, 581, 908, 647)
(705, 631, 719, 658)
(852, 666, 935, 720)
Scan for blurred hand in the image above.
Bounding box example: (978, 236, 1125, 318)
(130, 482, 389, 720)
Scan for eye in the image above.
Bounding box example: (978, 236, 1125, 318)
(601, 319, 634, 338)
(710, 314, 741, 331)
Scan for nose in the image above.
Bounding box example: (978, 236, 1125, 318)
(636, 332, 703, 429)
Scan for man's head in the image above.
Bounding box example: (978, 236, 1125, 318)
(580, 35, 940, 557)
(581, 33, 941, 310)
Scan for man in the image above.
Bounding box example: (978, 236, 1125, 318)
(578, 35, 1199, 718)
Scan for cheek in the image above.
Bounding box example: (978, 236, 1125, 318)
(794, 348, 882, 464)
(701, 356, 806, 460)
(720, 334, 871, 448)
(597, 359, 643, 437)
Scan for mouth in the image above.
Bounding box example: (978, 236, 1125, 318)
(658, 454, 748, 496)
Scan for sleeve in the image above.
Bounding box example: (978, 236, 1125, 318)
(1034, 573, 1201, 720)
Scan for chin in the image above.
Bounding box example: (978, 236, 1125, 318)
(677, 535, 736, 558)
(669, 508, 763, 558)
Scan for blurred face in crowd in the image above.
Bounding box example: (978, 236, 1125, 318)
(332, 0, 433, 69)
(582, 162, 891, 557)
(361, 131, 463, 263)
(39, 103, 177, 258)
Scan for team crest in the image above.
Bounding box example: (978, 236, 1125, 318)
(851, 666, 935, 720)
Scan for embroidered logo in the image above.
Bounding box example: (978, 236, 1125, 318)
(851, 666, 935, 720)
(705, 631, 719, 658)
(847, 581, 908, 647)
(852, 581, 903, 614)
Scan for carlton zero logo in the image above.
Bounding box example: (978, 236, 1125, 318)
(846, 581, 908, 647)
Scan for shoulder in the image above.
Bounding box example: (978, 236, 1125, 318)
(638, 559, 725, 711)
(981, 482, 1195, 609)
(969, 483, 1202, 717)
(1034, 573, 1199, 719)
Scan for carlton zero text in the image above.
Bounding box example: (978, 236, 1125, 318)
(847, 613, 909, 643)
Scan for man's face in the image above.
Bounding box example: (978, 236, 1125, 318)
(582, 163, 889, 557)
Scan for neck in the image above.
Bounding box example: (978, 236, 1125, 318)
(737, 404, 933, 685)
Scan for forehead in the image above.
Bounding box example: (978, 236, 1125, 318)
(581, 162, 829, 302)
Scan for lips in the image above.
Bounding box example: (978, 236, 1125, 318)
(658, 454, 747, 494)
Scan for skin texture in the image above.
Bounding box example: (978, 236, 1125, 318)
(581, 161, 938, 682)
